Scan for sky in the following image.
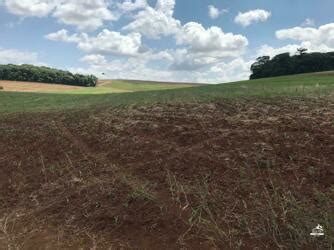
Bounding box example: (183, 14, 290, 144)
(0, 0, 334, 83)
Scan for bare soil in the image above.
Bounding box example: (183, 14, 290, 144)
(0, 97, 333, 249)
(0, 81, 83, 93)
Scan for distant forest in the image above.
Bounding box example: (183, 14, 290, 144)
(250, 49, 334, 79)
(0, 64, 98, 87)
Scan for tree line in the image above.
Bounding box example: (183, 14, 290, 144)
(0, 64, 98, 87)
(250, 49, 334, 79)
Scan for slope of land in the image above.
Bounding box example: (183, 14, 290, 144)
(0, 79, 200, 95)
(0, 80, 85, 93)
(1, 73, 334, 113)
(99, 79, 203, 91)
(0, 73, 333, 248)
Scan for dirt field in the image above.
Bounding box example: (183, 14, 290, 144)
(0, 81, 84, 93)
(0, 97, 333, 249)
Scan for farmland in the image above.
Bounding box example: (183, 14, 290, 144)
(0, 73, 333, 249)
(1, 73, 334, 113)
(0, 79, 198, 95)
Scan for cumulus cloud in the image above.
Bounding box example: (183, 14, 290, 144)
(52, 0, 117, 31)
(275, 23, 334, 52)
(80, 54, 107, 65)
(207, 58, 252, 83)
(167, 22, 249, 71)
(302, 18, 315, 27)
(208, 5, 220, 19)
(256, 23, 334, 59)
(5, 0, 55, 17)
(117, 0, 147, 12)
(4, 0, 116, 31)
(71, 57, 176, 82)
(276, 23, 334, 47)
(0, 48, 41, 64)
(256, 44, 301, 58)
(123, 0, 181, 39)
(234, 9, 271, 27)
(72, 55, 251, 84)
(176, 22, 248, 56)
(45, 29, 82, 42)
(276, 27, 318, 42)
(208, 5, 228, 19)
(26, 0, 253, 82)
(46, 29, 144, 56)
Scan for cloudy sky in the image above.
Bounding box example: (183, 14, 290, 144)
(1, 0, 333, 83)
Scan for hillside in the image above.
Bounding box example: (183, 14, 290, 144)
(1, 73, 334, 113)
(0, 73, 333, 249)
(0, 79, 199, 95)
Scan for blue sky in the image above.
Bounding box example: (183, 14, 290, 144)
(1, 0, 334, 83)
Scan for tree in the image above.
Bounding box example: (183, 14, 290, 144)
(250, 51, 334, 79)
(297, 47, 308, 56)
(0, 64, 98, 87)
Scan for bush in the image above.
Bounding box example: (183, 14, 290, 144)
(250, 50, 334, 79)
(0, 86, 3, 90)
(0, 64, 98, 87)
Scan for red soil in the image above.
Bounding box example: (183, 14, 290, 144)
(0, 97, 333, 249)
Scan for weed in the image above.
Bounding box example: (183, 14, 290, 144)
(124, 182, 157, 207)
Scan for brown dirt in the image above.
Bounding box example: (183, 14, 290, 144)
(0, 97, 333, 249)
(0, 80, 83, 93)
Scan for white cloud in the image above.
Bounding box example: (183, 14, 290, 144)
(208, 5, 219, 19)
(176, 22, 248, 56)
(234, 9, 271, 27)
(0, 48, 40, 64)
(276, 23, 334, 47)
(169, 49, 216, 71)
(71, 57, 175, 82)
(46, 29, 143, 57)
(168, 22, 249, 71)
(256, 44, 301, 58)
(78, 30, 143, 56)
(258, 23, 334, 59)
(5, 0, 55, 17)
(276, 27, 318, 42)
(45, 29, 82, 42)
(302, 18, 315, 27)
(72, 46, 253, 83)
(275, 23, 334, 53)
(206, 58, 252, 83)
(4, 0, 117, 31)
(28, 0, 253, 82)
(52, 0, 117, 31)
(208, 5, 227, 19)
(123, 0, 181, 39)
(80, 54, 107, 65)
(117, 0, 147, 12)
(155, 0, 175, 16)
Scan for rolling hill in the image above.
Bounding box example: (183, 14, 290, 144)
(0, 73, 333, 249)
(0, 73, 334, 113)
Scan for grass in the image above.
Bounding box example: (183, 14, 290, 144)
(98, 79, 200, 92)
(0, 79, 199, 95)
(1, 73, 334, 113)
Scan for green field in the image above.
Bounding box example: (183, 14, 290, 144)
(60, 79, 201, 94)
(1, 73, 334, 113)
